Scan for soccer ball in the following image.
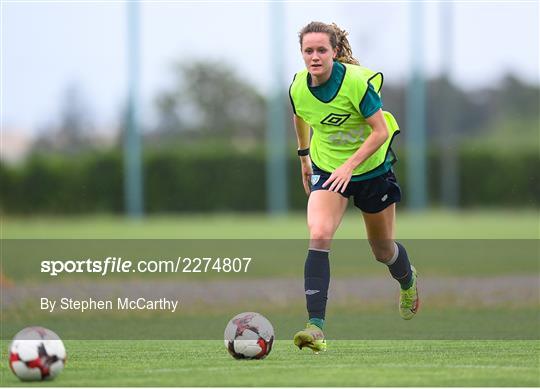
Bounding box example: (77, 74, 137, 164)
(224, 312, 274, 359)
(8, 326, 66, 381)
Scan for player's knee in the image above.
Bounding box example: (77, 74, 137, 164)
(309, 225, 335, 242)
(369, 239, 395, 263)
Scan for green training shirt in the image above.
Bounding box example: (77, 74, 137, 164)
(289, 62, 400, 179)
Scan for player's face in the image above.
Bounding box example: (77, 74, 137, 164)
(301, 32, 337, 83)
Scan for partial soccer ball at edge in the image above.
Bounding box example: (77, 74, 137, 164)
(9, 326, 67, 381)
(224, 312, 274, 359)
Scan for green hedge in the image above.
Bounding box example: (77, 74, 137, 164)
(0, 148, 538, 214)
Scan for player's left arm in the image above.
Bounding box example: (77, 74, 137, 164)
(322, 109, 389, 193)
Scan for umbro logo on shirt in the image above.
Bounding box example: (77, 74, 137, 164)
(320, 113, 351, 127)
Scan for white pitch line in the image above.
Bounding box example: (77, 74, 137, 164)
(143, 362, 538, 374)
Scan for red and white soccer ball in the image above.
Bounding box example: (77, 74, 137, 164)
(9, 326, 66, 381)
(224, 312, 274, 359)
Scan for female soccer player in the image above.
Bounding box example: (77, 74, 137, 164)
(289, 22, 419, 353)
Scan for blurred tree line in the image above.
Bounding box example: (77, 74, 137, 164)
(33, 84, 97, 155)
(1, 60, 538, 213)
(152, 60, 266, 145)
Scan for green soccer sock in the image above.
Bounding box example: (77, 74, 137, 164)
(401, 272, 415, 290)
(309, 318, 325, 330)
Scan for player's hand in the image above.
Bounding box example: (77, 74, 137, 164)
(322, 162, 353, 193)
(300, 156, 312, 196)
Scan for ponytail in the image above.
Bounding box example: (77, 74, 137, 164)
(330, 23, 359, 65)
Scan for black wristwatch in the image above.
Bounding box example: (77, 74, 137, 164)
(297, 148, 310, 157)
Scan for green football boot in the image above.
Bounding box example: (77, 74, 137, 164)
(399, 266, 419, 320)
(293, 323, 327, 353)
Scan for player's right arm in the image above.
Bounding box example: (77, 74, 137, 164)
(293, 114, 312, 196)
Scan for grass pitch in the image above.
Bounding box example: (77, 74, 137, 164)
(1, 340, 539, 386)
(2, 209, 538, 239)
(1, 210, 538, 386)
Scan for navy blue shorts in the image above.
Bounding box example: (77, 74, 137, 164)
(310, 164, 402, 213)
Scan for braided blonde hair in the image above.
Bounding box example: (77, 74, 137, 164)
(298, 21, 360, 65)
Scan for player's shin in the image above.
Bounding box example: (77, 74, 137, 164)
(304, 248, 330, 324)
(384, 241, 413, 290)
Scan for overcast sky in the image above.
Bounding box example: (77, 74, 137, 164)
(2, 1, 539, 134)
